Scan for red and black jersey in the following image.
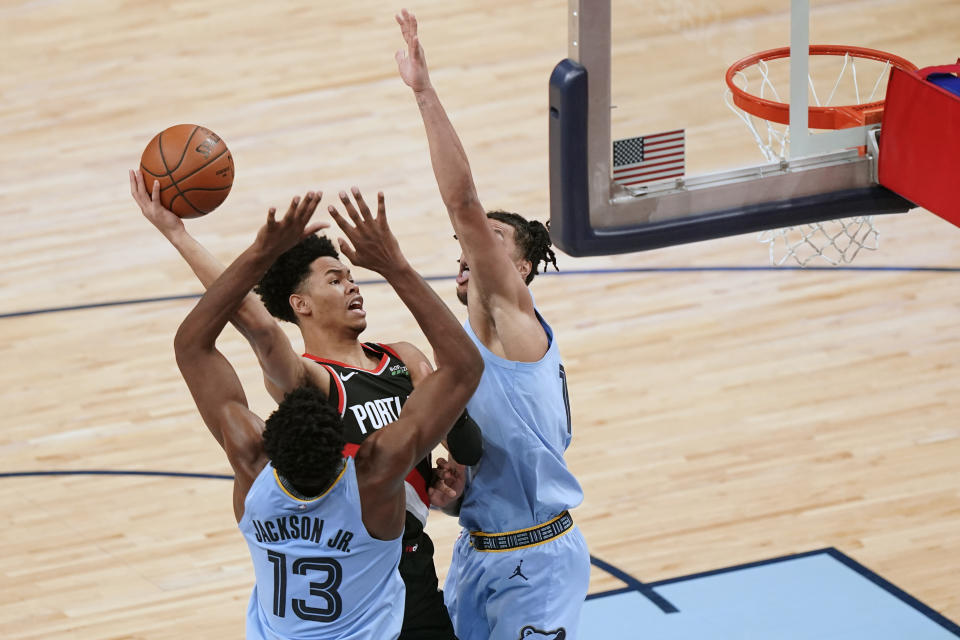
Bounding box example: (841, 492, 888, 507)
(305, 343, 458, 638)
(303, 342, 432, 527)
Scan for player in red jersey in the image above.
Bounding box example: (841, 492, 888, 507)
(131, 172, 479, 640)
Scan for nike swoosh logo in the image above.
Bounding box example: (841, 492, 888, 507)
(338, 372, 358, 382)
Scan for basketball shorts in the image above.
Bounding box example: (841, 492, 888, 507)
(444, 524, 590, 640)
(399, 530, 458, 640)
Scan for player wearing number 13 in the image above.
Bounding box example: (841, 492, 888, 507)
(173, 191, 482, 639)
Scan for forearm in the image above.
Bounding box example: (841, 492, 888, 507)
(165, 228, 278, 341)
(176, 242, 279, 352)
(383, 261, 478, 373)
(414, 88, 482, 214)
(164, 227, 223, 288)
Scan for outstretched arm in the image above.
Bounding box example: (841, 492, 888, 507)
(174, 192, 327, 520)
(131, 170, 315, 399)
(395, 11, 538, 331)
(329, 189, 483, 539)
(387, 341, 482, 467)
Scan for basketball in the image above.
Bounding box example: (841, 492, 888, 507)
(139, 124, 235, 218)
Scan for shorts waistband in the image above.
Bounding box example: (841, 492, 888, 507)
(469, 511, 573, 552)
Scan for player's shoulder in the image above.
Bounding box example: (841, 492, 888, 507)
(295, 357, 333, 393)
(379, 341, 430, 383)
(375, 341, 413, 359)
(378, 341, 429, 366)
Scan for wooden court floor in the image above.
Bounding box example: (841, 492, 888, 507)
(2, 0, 958, 637)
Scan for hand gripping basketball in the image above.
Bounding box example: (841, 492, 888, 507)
(139, 124, 235, 218)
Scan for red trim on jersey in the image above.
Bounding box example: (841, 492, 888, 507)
(303, 345, 389, 375)
(377, 343, 403, 361)
(406, 467, 430, 508)
(319, 364, 346, 416)
(340, 442, 430, 507)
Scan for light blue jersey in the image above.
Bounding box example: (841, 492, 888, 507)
(458, 309, 584, 532)
(239, 457, 404, 640)
(445, 307, 590, 640)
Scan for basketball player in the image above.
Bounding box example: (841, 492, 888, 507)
(130, 172, 478, 639)
(173, 189, 482, 639)
(395, 9, 590, 639)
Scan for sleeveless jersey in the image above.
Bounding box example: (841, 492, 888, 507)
(458, 309, 584, 533)
(303, 343, 431, 527)
(240, 457, 404, 640)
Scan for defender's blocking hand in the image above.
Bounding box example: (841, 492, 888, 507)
(255, 191, 327, 256)
(395, 8, 432, 93)
(329, 188, 406, 276)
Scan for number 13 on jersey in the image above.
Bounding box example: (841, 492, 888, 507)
(267, 551, 344, 622)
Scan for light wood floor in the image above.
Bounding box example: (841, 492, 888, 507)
(2, 0, 958, 637)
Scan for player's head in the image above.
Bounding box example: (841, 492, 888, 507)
(255, 235, 367, 335)
(455, 211, 558, 305)
(262, 384, 346, 495)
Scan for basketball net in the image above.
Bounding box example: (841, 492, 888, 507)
(724, 52, 895, 266)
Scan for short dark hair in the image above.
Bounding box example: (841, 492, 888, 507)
(486, 210, 558, 284)
(255, 235, 339, 324)
(262, 385, 345, 493)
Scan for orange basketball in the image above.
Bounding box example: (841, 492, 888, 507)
(140, 124, 235, 218)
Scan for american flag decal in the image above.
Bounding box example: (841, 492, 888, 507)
(612, 130, 685, 187)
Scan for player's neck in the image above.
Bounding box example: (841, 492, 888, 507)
(302, 328, 378, 369)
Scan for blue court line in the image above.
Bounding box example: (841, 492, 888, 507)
(0, 469, 234, 480)
(2, 266, 959, 319)
(0, 293, 204, 319)
(2, 469, 673, 614)
(589, 555, 679, 613)
(3, 470, 958, 633)
(645, 547, 960, 636)
(649, 547, 830, 587)
(824, 548, 960, 636)
(0, 469, 960, 637)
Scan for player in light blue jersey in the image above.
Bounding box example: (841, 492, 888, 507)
(173, 189, 482, 640)
(396, 10, 591, 639)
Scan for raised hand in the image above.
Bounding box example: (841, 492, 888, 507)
(254, 191, 328, 256)
(328, 187, 407, 276)
(395, 8, 431, 93)
(129, 169, 183, 236)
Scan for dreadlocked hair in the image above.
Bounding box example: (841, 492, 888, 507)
(254, 235, 339, 324)
(262, 383, 345, 495)
(486, 210, 559, 284)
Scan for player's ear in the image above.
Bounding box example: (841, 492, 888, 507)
(517, 258, 532, 282)
(289, 293, 310, 319)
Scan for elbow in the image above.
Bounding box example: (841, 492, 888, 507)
(464, 346, 484, 389)
(439, 344, 484, 398)
(173, 325, 191, 361)
(172, 327, 193, 371)
(173, 323, 206, 369)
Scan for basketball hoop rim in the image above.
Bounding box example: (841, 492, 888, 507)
(725, 45, 919, 129)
